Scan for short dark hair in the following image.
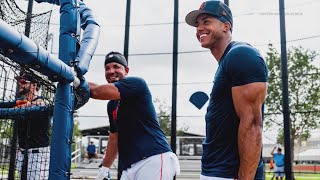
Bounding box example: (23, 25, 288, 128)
(104, 51, 128, 67)
(277, 147, 282, 152)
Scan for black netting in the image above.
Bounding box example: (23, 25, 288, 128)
(0, 54, 55, 180)
(0, 0, 52, 49)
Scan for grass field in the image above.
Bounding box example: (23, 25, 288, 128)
(265, 172, 320, 180)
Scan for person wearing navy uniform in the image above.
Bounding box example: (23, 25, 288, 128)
(89, 51, 180, 180)
(185, 1, 268, 179)
(14, 72, 51, 180)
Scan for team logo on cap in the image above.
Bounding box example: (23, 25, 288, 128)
(221, 11, 227, 16)
(108, 54, 114, 58)
(199, 2, 206, 10)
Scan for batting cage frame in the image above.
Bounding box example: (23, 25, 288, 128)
(0, 0, 100, 179)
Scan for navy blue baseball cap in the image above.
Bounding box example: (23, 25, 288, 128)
(104, 51, 128, 67)
(185, 0, 233, 30)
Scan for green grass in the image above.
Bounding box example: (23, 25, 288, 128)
(265, 173, 320, 180)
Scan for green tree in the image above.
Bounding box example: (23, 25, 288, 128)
(265, 45, 320, 161)
(154, 98, 188, 136)
(72, 111, 82, 152)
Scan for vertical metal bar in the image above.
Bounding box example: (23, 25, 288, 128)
(25, 0, 34, 37)
(171, 0, 179, 155)
(224, 0, 229, 6)
(8, 120, 18, 179)
(123, 0, 131, 62)
(279, 0, 293, 179)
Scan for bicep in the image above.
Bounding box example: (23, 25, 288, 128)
(90, 83, 120, 100)
(232, 82, 267, 121)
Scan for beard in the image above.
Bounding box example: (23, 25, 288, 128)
(18, 88, 29, 97)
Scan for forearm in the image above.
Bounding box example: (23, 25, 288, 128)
(238, 115, 262, 179)
(102, 134, 118, 168)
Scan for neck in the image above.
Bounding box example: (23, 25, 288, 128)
(210, 36, 232, 62)
(24, 92, 36, 101)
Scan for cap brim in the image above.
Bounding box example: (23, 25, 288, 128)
(14, 74, 35, 82)
(185, 10, 213, 27)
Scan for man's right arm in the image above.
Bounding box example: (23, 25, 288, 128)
(101, 132, 118, 168)
(89, 82, 120, 100)
(271, 146, 276, 156)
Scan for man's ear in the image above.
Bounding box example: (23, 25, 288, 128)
(125, 67, 129, 75)
(224, 22, 231, 32)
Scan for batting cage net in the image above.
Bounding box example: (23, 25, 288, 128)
(0, 54, 55, 179)
(0, 0, 54, 178)
(0, 0, 52, 49)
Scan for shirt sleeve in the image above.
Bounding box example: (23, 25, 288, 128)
(113, 77, 148, 99)
(224, 45, 268, 87)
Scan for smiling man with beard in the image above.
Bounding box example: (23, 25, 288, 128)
(185, 1, 268, 179)
(88, 51, 180, 180)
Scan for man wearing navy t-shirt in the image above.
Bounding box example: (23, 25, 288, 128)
(88, 51, 180, 180)
(185, 1, 268, 179)
(85, 141, 98, 162)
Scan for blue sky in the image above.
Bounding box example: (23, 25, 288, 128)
(16, 0, 320, 141)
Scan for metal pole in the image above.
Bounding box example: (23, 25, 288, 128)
(279, 0, 293, 179)
(171, 0, 179, 155)
(25, 0, 34, 37)
(8, 120, 18, 179)
(224, 0, 229, 6)
(123, 0, 131, 61)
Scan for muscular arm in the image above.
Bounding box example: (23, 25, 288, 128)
(102, 132, 118, 168)
(89, 82, 120, 100)
(232, 82, 267, 179)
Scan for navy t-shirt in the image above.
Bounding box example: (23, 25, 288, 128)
(202, 42, 268, 179)
(17, 96, 51, 149)
(107, 77, 172, 171)
(87, 145, 96, 154)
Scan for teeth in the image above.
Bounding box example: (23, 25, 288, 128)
(200, 34, 207, 39)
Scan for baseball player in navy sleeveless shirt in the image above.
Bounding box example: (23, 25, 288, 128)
(89, 52, 180, 180)
(185, 1, 268, 179)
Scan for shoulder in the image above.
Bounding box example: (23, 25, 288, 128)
(223, 42, 267, 73)
(122, 77, 146, 83)
(230, 42, 259, 53)
(226, 42, 263, 61)
(117, 76, 147, 87)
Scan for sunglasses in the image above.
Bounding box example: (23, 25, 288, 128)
(19, 79, 31, 84)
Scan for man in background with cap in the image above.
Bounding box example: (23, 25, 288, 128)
(185, 1, 268, 179)
(271, 146, 285, 180)
(87, 51, 180, 180)
(15, 72, 52, 180)
(84, 141, 99, 163)
(0, 71, 51, 179)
